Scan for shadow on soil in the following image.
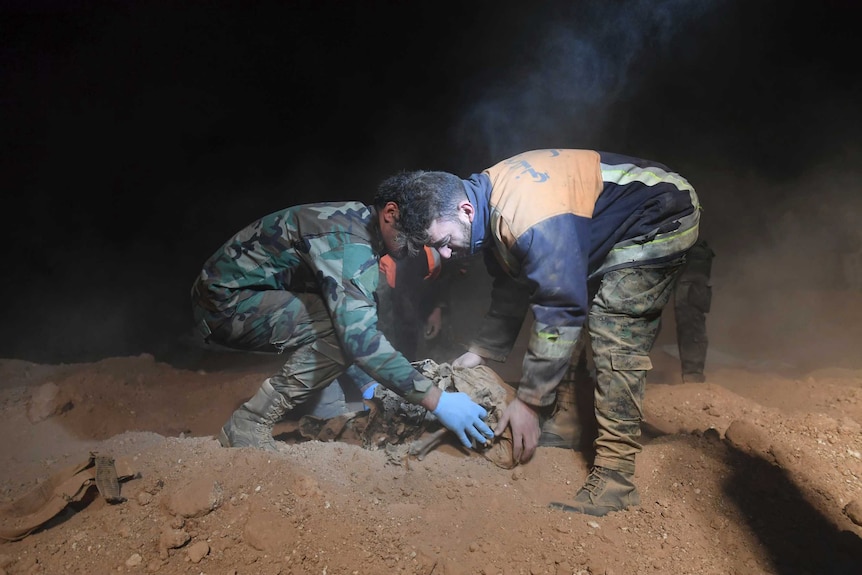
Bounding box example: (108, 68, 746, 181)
(724, 446, 862, 575)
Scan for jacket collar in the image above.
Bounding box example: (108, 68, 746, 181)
(462, 173, 492, 255)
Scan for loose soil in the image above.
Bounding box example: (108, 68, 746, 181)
(1, 288, 861, 575)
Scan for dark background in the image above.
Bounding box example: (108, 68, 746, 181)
(2, 0, 860, 364)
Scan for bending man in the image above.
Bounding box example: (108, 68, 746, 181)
(191, 201, 493, 452)
(375, 149, 700, 515)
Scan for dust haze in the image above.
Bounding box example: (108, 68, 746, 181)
(2, 1, 860, 373)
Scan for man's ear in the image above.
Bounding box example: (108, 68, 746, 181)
(459, 200, 475, 222)
(382, 201, 400, 224)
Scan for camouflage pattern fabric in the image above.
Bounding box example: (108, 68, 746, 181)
(190, 202, 433, 405)
(588, 259, 685, 475)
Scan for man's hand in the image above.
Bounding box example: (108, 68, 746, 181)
(452, 351, 485, 368)
(431, 391, 494, 449)
(424, 307, 443, 339)
(494, 398, 540, 463)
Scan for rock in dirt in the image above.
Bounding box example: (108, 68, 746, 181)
(844, 499, 862, 526)
(724, 420, 773, 460)
(165, 477, 223, 518)
(243, 509, 298, 553)
(159, 528, 190, 558)
(187, 540, 210, 563)
(26, 382, 72, 423)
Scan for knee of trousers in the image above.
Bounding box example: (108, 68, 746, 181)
(270, 342, 348, 406)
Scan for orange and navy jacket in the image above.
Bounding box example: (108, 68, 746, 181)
(463, 149, 701, 406)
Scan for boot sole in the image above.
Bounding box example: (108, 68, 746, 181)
(549, 500, 615, 517)
(217, 427, 281, 451)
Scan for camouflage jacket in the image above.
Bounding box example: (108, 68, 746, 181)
(195, 202, 433, 404)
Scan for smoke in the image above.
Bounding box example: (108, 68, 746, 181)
(450, 0, 723, 162)
(701, 150, 862, 293)
(693, 149, 862, 370)
(5, 1, 858, 371)
(431, 0, 862, 373)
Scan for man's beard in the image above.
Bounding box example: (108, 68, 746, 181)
(450, 217, 474, 259)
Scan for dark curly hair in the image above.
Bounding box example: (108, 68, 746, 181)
(374, 170, 466, 256)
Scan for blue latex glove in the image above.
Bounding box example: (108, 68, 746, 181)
(432, 391, 494, 449)
(362, 382, 378, 400)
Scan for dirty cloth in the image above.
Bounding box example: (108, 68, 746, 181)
(296, 360, 517, 469)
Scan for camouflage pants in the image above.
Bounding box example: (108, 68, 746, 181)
(588, 259, 684, 474)
(192, 287, 350, 408)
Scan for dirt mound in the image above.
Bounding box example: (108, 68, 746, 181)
(0, 354, 860, 574)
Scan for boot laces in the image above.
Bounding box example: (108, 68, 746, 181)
(261, 394, 291, 426)
(582, 467, 606, 494)
(250, 424, 279, 450)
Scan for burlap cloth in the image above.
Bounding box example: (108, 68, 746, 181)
(297, 360, 517, 469)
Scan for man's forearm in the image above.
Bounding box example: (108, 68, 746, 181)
(419, 385, 442, 411)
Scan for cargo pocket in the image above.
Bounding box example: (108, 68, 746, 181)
(607, 352, 651, 429)
(284, 341, 345, 394)
(610, 352, 653, 372)
(312, 336, 347, 367)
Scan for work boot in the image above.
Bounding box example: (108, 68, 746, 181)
(539, 377, 580, 449)
(549, 466, 640, 517)
(218, 380, 291, 452)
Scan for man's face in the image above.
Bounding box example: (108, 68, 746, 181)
(427, 213, 473, 259)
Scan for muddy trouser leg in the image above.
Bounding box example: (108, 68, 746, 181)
(589, 260, 684, 475)
(538, 333, 590, 449)
(203, 290, 350, 450)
